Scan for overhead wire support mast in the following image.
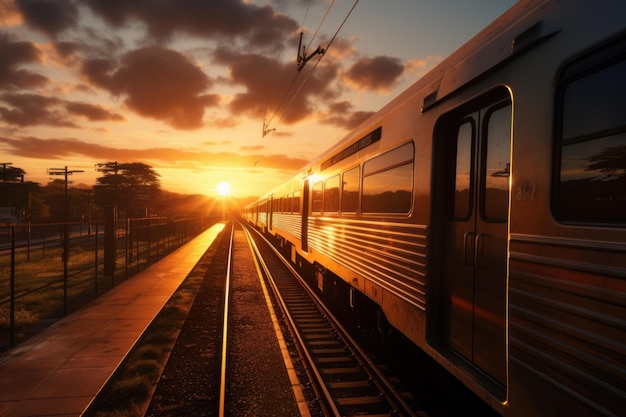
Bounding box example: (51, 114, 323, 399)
(297, 32, 325, 72)
(264, 0, 358, 135)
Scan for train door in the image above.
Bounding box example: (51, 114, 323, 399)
(436, 87, 511, 390)
(268, 196, 274, 232)
(301, 179, 309, 252)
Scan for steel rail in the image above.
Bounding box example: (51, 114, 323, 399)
(218, 222, 235, 417)
(241, 221, 422, 417)
(241, 223, 339, 417)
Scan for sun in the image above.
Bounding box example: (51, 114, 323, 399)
(216, 181, 231, 196)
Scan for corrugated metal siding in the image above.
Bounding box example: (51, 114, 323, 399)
(307, 217, 428, 310)
(509, 234, 626, 416)
(273, 213, 302, 240)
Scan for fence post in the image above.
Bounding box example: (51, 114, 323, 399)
(104, 206, 116, 277)
(10, 225, 15, 347)
(94, 221, 99, 296)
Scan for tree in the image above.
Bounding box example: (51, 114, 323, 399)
(585, 144, 626, 180)
(1, 164, 45, 221)
(94, 162, 161, 217)
(1, 165, 25, 184)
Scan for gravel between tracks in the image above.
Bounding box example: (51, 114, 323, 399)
(146, 226, 316, 416)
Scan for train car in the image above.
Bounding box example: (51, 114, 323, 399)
(244, 1, 626, 416)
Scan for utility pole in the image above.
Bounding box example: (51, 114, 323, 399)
(96, 162, 119, 277)
(48, 166, 84, 315)
(96, 161, 119, 214)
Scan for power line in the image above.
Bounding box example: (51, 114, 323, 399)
(263, 0, 359, 137)
(303, 0, 335, 60)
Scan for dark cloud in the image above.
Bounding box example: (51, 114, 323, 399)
(343, 56, 404, 91)
(214, 47, 341, 125)
(323, 100, 374, 129)
(15, 0, 78, 37)
(82, 46, 219, 129)
(53, 41, 82, 59)
(84, 0, 299, 48)
(0, 93, 78, 127)
(0, 93, 125, 127)
(0, 33, 48, 90)
(66, 102, 125, 122)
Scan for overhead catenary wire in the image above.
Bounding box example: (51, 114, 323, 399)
(263, 0, 359, 138)
(303, 0, 335, 58)
(263, 0, 336, 135)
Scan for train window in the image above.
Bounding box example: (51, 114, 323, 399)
(312, 181, 323, 214)
(324, 175, 340, 213)
(342, 166, 359, 213)
(293, 191, 301, 214)
(362, 142, 414, 214)
(556, 43, 626, 223)
(454, 120, 474, 220)
(482, 104, 511, 222)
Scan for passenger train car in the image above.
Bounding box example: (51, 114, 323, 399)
(243, 1, 625, 416)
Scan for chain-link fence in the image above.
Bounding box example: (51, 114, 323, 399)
(0, 215, 213, 352)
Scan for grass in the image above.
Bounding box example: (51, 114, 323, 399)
(0, 233, 193, 352)
(88, 243, 219, 417)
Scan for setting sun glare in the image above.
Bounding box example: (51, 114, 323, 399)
(216, 181, 231, 196)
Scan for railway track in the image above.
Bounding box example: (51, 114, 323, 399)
(242, 222, 428, 417)
(147, 222, 308, 416)
(146, 221, 467, 416)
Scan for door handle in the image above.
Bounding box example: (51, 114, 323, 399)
(475, 233, 486, 268)
(463, 232, 475, 265)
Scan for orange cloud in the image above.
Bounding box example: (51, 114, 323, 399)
(0, 135, 308, 171)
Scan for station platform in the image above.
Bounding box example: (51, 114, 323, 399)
(0, 222, 226, 417)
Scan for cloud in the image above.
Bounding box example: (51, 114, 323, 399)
(82, 45, 219, 129)
(0, 33, 48, 90)
(0, 92, 125, 127)
(322, 100, 374, 129)
(66, 102, 125, 122)
(0, 93, 78, 127)
(84, 0, 299, 48)
(0, 0, 22, 26)
(0, 135, 309, 171)
(342, 55, 404, 92)
(214, 47, 342, 125)
(15, 0, 78, 37)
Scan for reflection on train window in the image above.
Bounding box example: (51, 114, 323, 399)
(294, 191, 301, 214)
(362, 142, 414, 214)
(558, 49, 626, 223)
(324, 175, 340, 213)
(483, 104, 511, 222)
(312, 182, 323, 214)
(283, 194, 290, 213)
(342, 166, 359, 213)
(454, 121, 474, 220)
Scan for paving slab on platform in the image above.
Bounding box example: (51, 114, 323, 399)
(0, 222, 225, 417)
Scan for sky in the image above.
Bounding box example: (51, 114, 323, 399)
(0, 0, 518, 199)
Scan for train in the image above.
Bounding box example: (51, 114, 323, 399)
(243, 1, 626, 416)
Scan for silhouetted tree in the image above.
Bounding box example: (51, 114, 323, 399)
(585, 144, 626, 180)
(1, 165, 25, 184)
(94, 162, 161, 217)
(0, 165, 44, 221)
